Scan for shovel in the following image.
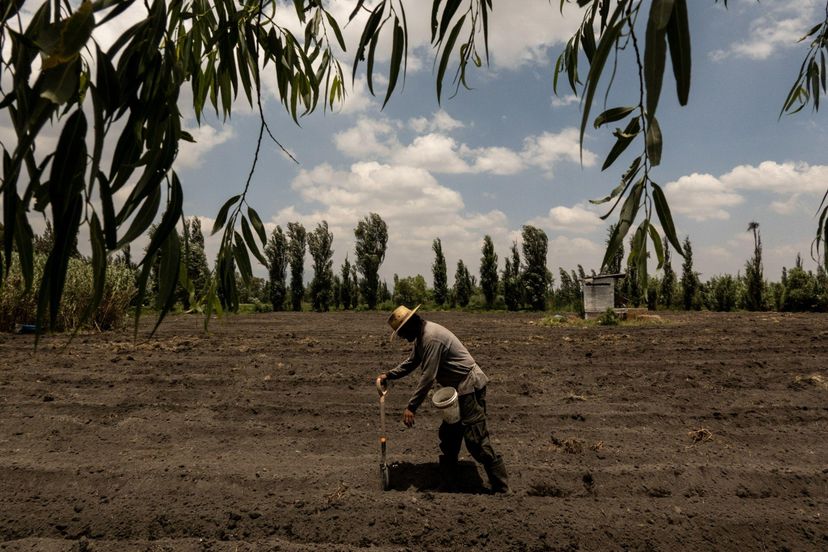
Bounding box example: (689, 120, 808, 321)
(376, 376, 390, 491)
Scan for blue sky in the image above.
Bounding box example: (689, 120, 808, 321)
(8, 0, 828, 286)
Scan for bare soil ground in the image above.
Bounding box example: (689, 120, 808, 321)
(1, 311, 826, 551)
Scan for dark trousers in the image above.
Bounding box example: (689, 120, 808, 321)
(438, 387, 498, 468)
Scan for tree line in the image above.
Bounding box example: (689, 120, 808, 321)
(2, 213, 826, 333)
(144, 215, 828, 315)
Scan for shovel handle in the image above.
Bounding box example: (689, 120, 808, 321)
(376, 376, 388, 397)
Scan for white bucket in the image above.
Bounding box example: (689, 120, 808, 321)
(432, 387, 461, 424)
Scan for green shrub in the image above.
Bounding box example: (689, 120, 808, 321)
(0, 253, 135, 332)
(704, 274, 740, 312)
(782, 266, 826, 312)
(539, 314, 568, 327)
(392, 274, 429, 307)
(597, 307, 620, 326)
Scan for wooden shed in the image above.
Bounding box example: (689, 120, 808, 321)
(581, 273, 625, 319)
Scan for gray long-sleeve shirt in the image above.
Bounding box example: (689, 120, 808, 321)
(385, 321, 488, 412)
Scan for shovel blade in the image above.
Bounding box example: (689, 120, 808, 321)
(380, 463, 390, 491)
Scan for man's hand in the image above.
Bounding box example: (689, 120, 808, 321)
(403, 408, 415, 427)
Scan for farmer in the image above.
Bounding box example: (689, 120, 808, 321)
(377, 305, 510, 494)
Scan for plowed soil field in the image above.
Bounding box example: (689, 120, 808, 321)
(1, 311, 827, 551)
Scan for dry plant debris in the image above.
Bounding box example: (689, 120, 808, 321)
(323, 481, 348, 507)
(552, 436, 583, 454)
(791, 373, 827, 390)
(687, 427, 713, 446)
(563, 393, 587, 402)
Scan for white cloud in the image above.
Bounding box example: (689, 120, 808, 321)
(333, 118, 400, 158)
(710, 0, 820, 61)
(720, 161, 828, 194)
(469, 147, 525, 175)
(409, 110, 465, 133)
(271, 161, 513, 281)
(291, 161, 464, 218)
(527, 203, 603, 233)
(176, 124, 236, 169)
(485, 0, 582, 69)
(337, 73, 377, 115)
(547, 235, 604, 274)
(521, 128, 595, 176)
(770, 194, 802, 215)
(392, 134, 471, 173)
(664, 173, 744, 221)
(334, 116, 591, 178)
(551, 94, 579, 108)
(664, 161, 828, 221)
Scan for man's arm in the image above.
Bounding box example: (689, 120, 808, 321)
(405, 340, 444, 413)
(384, 345, 421, 381)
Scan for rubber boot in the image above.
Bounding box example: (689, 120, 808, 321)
(485, 457, 510, 494)
(437, 455, 458, 492)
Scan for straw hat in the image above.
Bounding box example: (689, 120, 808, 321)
(387, 304, 421, 340)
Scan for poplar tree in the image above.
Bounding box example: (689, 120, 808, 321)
(744, 221, 765, 311)
(480, 235, 499, 309)
(350, 264, 360, 309)
(176, 217, 208, 309)
(308, 221, 334, 312)
(624, 234, 643, 308)
(339, 256, 352, 310)
(521, 225, 550, 311)
(432, 238, 448, 307)
(354, 213, 388, 310)
(681, 236, 699, 311)
(332, 275, 341, 310)
(454, 260, 473, 308)
(660, 236, 676, 309)
(265, 226, 288, 311)
(503, 242, 522, 311)
(287, 222, 307, 312)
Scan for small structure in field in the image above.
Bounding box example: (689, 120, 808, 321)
(581, 273, 625, 320)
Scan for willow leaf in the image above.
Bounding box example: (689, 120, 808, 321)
(117, 185, 161, 248)
(652, 182, 683, 255)
(598, 159, 642, 218)
(150, 228, 181, 337)
(241, 216, 267, 266)
(436, 14, 465, 103)
(650, 0, 675, 30)
(594, 105, 636, 128)
(602, 117, 641, 170)
(247, 206, 267, 245)
(212, 194, 240, 235)
(602, 218, 631, 272)
(233, 232, 253, 285)
(644, 1, 668, 118)
(383, 17, 404, 109)
(646, 115, 663, 166)
(13, 203, 34, 292)
(78, 214, 106, 329)
(648, 222, 665, 269)
(579, 12, 624, 159)
(666, 0, 691, 105)
(438, 0, 462, 43)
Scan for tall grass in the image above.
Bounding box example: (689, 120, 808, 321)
(1, 253, 136, 332)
